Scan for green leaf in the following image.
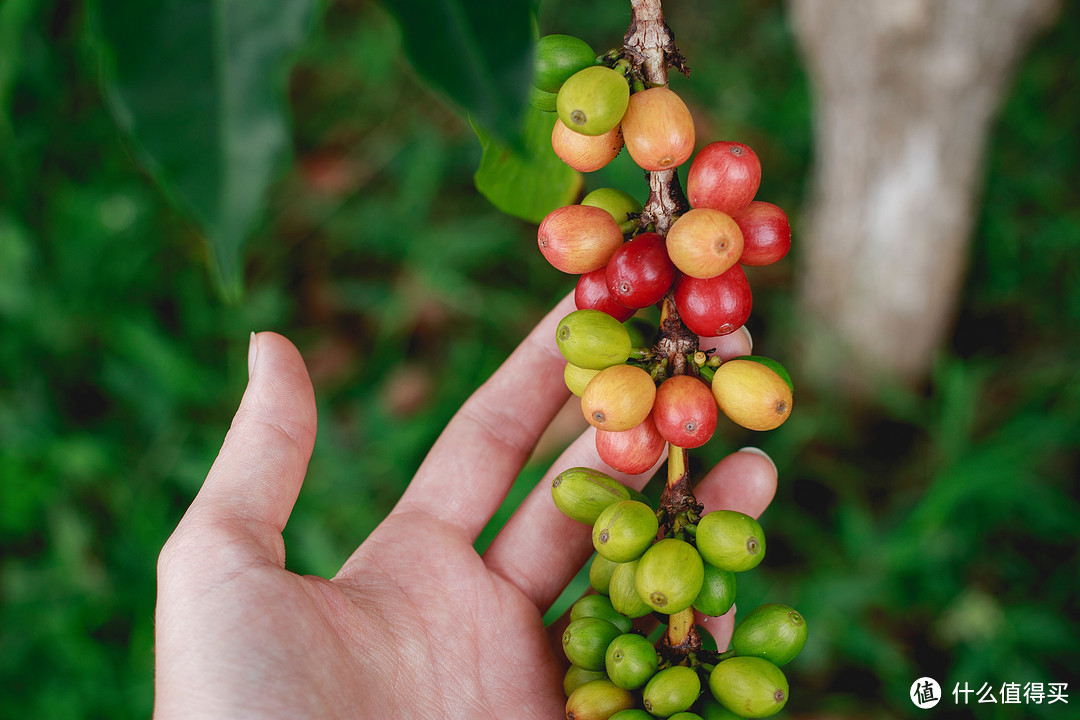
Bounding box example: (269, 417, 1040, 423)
(380, 0, 535, 143)
(473, 107, 582, 224)
(91, 0, 315, 299)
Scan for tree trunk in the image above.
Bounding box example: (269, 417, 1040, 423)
(787, 0, 1059, 389)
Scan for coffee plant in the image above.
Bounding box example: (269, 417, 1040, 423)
(525, 1, 805, 717)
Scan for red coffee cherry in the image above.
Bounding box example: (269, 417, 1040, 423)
(605, 232, 676, 309)
(687, 141, 762, 216)
(734, 201, 791, 266)
(595, 413, 667, 474)
(652, 375, 718, 448)
(674, 264, 753, 337)
(538, 204, 623, 274)
(576, 267, 636, 322)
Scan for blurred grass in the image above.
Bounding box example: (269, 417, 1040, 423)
(1, 0, 1077, 718)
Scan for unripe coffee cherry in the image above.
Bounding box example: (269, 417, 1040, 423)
(581, 187, 642, 234)
(533, 34, 597, 94)
(538, 205, 623, 274)
(642, 665, 701, 717)
(634, 538, 705, 614)
(652, 375, 718, 449)
(551, 467, 632, 525)
(609, 559, 653, 618)
(733, 201, 791, 266)
(565, 679, 636, 720)
(557, 66, 630, 136)
(592, 500, 659, 563)
(695, 510, 766, 572)
(563, 617, 624, 670)
(674, 265, 753, 338)
(620, 86, 695, 171)
(605, 232, 676, 309)
(693, 562, 737, 617)
(529, 85, 558, 112)
(696, 695, 746, 720)
(609, 710, 655, 720)
(564, 363, 601, 397)
(709, 657, 789, 718)
(687, 141, 762, 216)
(570, 594, 633, 634)
(595, 413, 666, 475)
(564, 665, 608, 697)
(711, 358, 792, 431)
(666, 208, 745, 279)
(605, 633, 658, 690)
(669, 713, 706, 720)
(731, 603, 808, 666)
(575, 268, 636, 323)
(581, 364, 657, 431)
(553, 120, 625, 173)
(556, 309, 632, 370)
(589, 553, 620, 595)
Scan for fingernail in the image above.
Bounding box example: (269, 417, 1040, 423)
(739, 325, 753, 352)
(738, 446, 776, 474)
(248, 332, 259, 378)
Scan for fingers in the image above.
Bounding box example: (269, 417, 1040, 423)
(483, 427, 664, 612)
(389, 293, 577, 541)
(693, 447, 777, 518)
(171, 332, 317, 567)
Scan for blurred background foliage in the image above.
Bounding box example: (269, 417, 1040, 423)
(0, 0, 1077, 718)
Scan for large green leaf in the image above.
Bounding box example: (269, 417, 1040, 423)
(380, 0, 535, 143)
(92, 0, 315, 299)
(473, 107, 582, 224)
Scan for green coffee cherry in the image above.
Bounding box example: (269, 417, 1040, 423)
(695, 695, 745, 720)
(556, 309, 632, 370)
(643, 665, 702, 717)
(609, 710, 655, 720)
(709, 657, 788, 718)
(565, 363, 601, 397)
(605, 633, 658, 690)
(609, 560, 652, 618)
(589, 554, 619, 595)
(528, 85, 558, 112)
(565, 679, 636, 720)
(564, 665, 608, 696)
(552, 467, 631, 525)
(592, 500, 659, 563)
(571, 594, 633, 634)
(730, 356, 794, 393)
(731, 604, 808, 666)
(581, 187, 643, 235)
(533, 34, 597, 94)
(562, 617, 624, 671)
(693, 563, 737, 617)
(634, 538, 705, 614)
(557, 66, 630, 136)
(695, 510, 766, 573)
(670, 713, 706, 720)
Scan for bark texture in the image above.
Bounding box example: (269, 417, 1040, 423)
(787, 0, 1059, 388)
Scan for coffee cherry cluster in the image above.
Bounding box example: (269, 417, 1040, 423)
(552, 467, 808, 718)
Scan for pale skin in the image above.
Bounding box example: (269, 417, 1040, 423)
(153, 294, 778, 719)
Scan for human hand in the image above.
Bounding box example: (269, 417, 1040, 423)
(153, 294, 778, 719)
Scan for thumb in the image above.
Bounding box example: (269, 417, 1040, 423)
(176, 332, 318, 565)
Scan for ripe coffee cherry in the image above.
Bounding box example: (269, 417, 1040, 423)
(642, 665, 701, 717)
(581, 364, 657, 431)
(570, 594, 633, 634)
(666, 208, 745, 279)
(576, 268, 636, 322)
(564, 362, 601, 397)
(595, 413, 666, 475)
(731, 604, 808, 666)
(619, 86, 695, 171)
(553, 120, 625, 173)
(709, 657, 789, 718)
(563, 617, 623, 670)
(533, 34, 597, 94)
(605, 232, 676, 309)
(693, 562, 737, 617)
(564, 665, 608, 697)
(608, 559, 652, 618)
(556, 309, 631, 370)
(652, 375, 718, 448)
(605, 633, 658, 690)
(538, 205, 623, 274)
(557, 66, 630, 136)
(711, 358, 793, 431)
(634, 538, 704, 614)
(696, 510, 766, 572)
(592, 499, 659, 562)
(551, 466, 632, 525)
(687, 141, 762, 216)
(581, 187, 642, 234)
(734, 201, 791, 266)
(566, 679, 636, 720)
(674, 265, 753, 338)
